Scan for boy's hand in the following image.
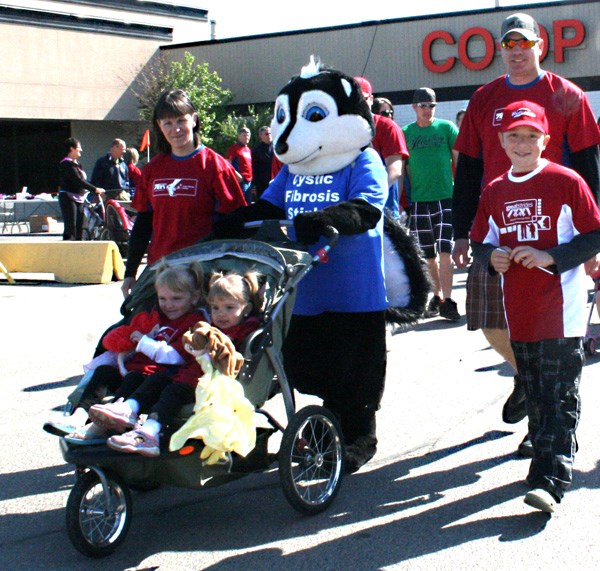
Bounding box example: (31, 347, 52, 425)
(491, 247, 511, 273)
(511, 246, 554, 270)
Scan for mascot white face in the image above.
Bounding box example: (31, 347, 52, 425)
(271, 57, 375, 176)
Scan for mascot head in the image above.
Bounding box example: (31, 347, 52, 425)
(271, 55, 375, 175)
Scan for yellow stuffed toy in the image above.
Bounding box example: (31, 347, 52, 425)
(169, 323, 256, 465)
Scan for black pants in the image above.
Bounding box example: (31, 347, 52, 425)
(129, 373, 195, 426)
(282, 311, 387, 445)
(78, 365, 145, 411)
(58, 192, 84, 240)
(512, 337, 583, 500)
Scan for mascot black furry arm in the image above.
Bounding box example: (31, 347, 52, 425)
(216, 56, 428, 473)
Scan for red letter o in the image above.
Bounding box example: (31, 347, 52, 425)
(458, 27, 495, 71)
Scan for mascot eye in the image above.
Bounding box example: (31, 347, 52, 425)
(303, 105, 328, 122)
(276, 105, 286, 124)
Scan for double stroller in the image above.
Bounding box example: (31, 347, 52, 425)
(58, 221, 345, 558)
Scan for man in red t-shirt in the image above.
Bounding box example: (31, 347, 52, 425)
(354, 77, 409, 219)
(451, 12, 600, 456)
(227, 127, 253, 202)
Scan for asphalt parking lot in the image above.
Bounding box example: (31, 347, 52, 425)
(1, 229, 599, 570)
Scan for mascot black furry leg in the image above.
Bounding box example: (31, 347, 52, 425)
(215, 56, 428, 473)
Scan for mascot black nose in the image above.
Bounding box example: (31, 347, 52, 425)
(275, 140, 288, 155)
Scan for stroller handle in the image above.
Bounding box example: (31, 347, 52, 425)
(243, 220, 339, 251)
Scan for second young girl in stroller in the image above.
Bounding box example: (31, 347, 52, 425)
(89, 270, 262, 457)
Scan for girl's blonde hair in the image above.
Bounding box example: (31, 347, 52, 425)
(207, 270, 262, 315)
(154, 260, 206, 305)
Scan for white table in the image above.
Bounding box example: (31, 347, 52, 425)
(0, 199, 62, 222)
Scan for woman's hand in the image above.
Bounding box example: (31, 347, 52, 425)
(121, 276, 136, 298)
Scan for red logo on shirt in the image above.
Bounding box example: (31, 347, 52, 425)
(153, 179, 197, 197)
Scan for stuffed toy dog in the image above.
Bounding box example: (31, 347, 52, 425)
(182, 321, 244, 379)
(170, 322, 255, 465)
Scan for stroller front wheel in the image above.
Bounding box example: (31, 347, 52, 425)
(279, 405, 344, 514)
(66, 468, 132, 558)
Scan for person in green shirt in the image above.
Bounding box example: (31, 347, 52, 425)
(403, 87, 459, 321)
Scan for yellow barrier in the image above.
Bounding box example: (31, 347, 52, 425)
(0, 240, 125, 284)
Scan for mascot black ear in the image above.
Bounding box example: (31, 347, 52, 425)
(270, 55, 375, 175)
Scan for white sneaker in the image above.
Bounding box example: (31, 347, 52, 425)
(524, 488, 557, 513)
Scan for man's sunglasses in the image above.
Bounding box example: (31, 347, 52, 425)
(416, 103, 437, 109)
(501, 38, 539, 50)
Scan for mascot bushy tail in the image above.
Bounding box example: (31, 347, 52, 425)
(382, 210, 431, 330)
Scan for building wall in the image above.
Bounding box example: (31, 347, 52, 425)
(0, 23, 158, 121)
(165, 1, 600, 120)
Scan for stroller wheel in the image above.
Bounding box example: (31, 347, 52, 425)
(99, 228, 112, 241)
(66, 469, 132, 558)
(585, 338, 597, 356)
(279, 405, 344, 514)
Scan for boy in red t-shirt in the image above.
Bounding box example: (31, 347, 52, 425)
(470, 100, 600, 513)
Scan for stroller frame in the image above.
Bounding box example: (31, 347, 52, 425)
(59, 222, 345, 558)
(81, 189, 135, 257)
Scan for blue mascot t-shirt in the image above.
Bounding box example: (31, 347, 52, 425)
(262, 147, 388, 315)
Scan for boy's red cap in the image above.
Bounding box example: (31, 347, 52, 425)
(500, 100, 549, 134)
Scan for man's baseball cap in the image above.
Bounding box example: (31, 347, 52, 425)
(354, 77, 373, 97)
(500, 13, 540, 42)
(500, 100, 549, 134)
(413, 87, 436, 104)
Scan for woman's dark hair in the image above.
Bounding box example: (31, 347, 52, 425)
(152, 89, 200, 154)
(64, 137, 80, 155)
(372, 97, 394, 119)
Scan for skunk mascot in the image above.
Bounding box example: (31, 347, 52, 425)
(216, 56, 428, 473)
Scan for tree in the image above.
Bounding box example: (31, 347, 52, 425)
(212, 104, 274, 157)
(132, 51, 233, 147)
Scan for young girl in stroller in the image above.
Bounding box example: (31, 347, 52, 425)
(86, 269, 262, 457)
(47, 261, 206, 442)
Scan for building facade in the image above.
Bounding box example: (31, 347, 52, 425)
(0, 0, 209, 194)
(1, 0, 599, 194)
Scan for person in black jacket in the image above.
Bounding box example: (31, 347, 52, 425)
(251, 126, 274, 199)
(91, 138, 129, 192)
(58, 137, 105, 240)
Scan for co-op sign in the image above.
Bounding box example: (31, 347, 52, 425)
(423, 19, 585, 72)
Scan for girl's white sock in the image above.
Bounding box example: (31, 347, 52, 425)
(141, 417, 161, 438)
(124, 399, 140, 415)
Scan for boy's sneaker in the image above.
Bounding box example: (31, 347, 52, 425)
(89, 399, 138, 432)
(439, 298, 460, 321)
(524, 488, 557, 513)
(517, 434, 534, 457)
(107, 429, 160, 458)
(502, 375, 527, 424)
(425, 295, 441, 318)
